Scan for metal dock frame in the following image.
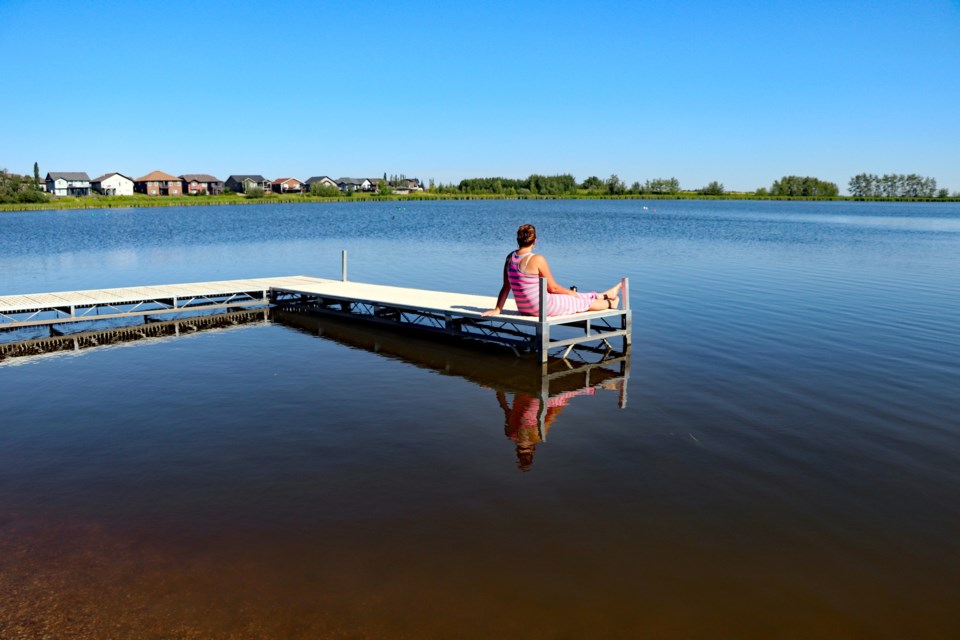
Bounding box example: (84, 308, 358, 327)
(533, 275, 631, 363)
(270, 252, 631, 363)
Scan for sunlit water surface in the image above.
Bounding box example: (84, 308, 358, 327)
(1, 200, 958, 638)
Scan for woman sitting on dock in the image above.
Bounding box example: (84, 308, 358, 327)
(482, 224, 621, 317)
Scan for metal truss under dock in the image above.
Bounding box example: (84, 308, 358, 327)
(1, 275, 631, 361)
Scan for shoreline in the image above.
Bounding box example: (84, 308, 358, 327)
(2, 192, 959, 212)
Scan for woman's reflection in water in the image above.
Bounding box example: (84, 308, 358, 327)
(496, 388, 596, 471)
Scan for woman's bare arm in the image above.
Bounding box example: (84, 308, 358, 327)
(531, 255, 578, 296)
(481, 254, 512, 316)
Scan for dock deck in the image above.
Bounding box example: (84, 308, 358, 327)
(270, 277, 631, 361)
(0, 276, 323, 329)
(2, 272, 631, 361)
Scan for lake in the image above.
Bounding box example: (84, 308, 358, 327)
(1, 199, 959, 638)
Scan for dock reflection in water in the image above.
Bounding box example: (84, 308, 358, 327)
(273, 308, 630, 472)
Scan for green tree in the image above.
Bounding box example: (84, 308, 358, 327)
(700, 181, 724, 195)
(643, 177, 680, 194)
(606, 174, 625, 195)
(0, 169, 49, 203)
(245, 186, 265, 198)
(33, 162, 40, 189)
(770, 176, 838, 197)
(581, 176, 604, 191)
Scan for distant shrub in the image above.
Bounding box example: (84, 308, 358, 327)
(245, 186, 265, 198)
(699, 181, 725, 196)
(309, 183, 341, 197)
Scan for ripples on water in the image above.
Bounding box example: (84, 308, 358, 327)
(1, 200, 958, 638)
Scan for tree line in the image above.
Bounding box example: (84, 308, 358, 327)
(450, 174, 686, 196)
(441, 173, 957, 198)
(848, 173, 947, 198)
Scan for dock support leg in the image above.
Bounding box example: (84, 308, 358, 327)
(621, 277, 632, 350)
(538, 277, 549, 363)
(537, 372, 549, 441)
(341, 250, 348, 282)
(619, 356, 631, 409)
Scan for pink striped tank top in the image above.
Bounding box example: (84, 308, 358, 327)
(507, 251, 541, 316)
(507, 251, 598, 317)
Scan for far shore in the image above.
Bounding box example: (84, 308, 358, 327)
(2, 192, 959, 212)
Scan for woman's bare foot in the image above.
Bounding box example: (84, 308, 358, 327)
(601, 282, 623, 300)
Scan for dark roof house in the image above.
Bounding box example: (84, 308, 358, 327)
(45, 172, 91, 196)
(180, 174, 223, 194)
(224, 175, 271, 192)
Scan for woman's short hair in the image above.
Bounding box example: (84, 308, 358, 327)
(517, 224, 537, 248)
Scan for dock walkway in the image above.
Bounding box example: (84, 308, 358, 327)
(2, 274, 631, 361)
(0, 276, 321, 329)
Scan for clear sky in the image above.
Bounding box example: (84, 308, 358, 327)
(2, 0, 958, 193)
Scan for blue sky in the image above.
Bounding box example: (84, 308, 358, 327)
(2, 0, 958, 192)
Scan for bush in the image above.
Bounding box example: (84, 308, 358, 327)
(245, 186, 265, 198)
(309, 183, 342, 197)
(700, 181, 725, 196)
(16, 188, 49, 203)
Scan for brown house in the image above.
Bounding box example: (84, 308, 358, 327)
(272, 177, 305, 193)
(134, 170, 182, 196)
(180, 174, 223, 195)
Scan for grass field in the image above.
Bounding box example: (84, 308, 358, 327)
(2, 191, 958, 212)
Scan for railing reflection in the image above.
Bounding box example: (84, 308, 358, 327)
(0, 308, 270, 361)
(273, 309, 630, 471)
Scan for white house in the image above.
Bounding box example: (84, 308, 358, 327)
(45, 172, 91, 196)
(336, 177, 373, 193)
(91, 172, 134, 196)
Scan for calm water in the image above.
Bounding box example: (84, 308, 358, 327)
(1, 200, 959, 638)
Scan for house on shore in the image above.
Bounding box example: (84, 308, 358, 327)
(180, 174, 223, 195)
(336, 177, 374, 193)
(134, 171, 182, 196)
(224, 175, 271, 193)
(45, 172, 91, 196)
(272, 177, 305, 194)
(305, 176, 338, 191)
(391, 178, 424, 195)
(91, 172, 134, 196)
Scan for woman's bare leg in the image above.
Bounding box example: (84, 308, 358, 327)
(588, 295, 618, 311)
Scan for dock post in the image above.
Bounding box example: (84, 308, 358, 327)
(621, 277, 632, 348)
(341, 250, 348, 282)
(537, 277, 549, 363)
(619, 355, 630, 409)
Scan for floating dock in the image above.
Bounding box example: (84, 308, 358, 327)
(0, 276, 319, 329)
(1, 258, 630, 362)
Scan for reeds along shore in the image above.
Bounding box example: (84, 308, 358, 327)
(3, 191, 959, 212)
